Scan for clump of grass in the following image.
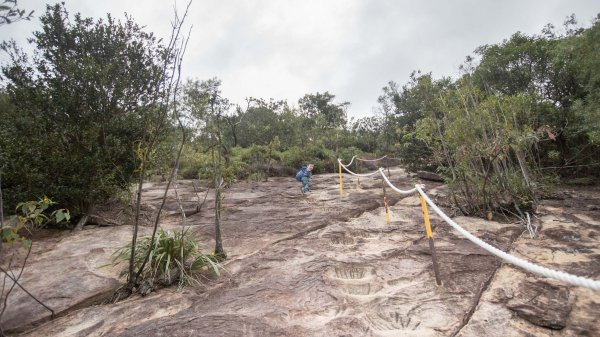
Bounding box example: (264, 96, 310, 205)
(112, 228, 221, 288)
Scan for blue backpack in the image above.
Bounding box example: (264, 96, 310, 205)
(295, 166, 307, 181)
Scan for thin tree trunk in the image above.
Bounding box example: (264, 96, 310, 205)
(213, 143, 224, 255)
(0, 175, 4, 254)
(128, 3, 192, 288)
(128, 164, 147, 289)
(514, 147, 539, 207)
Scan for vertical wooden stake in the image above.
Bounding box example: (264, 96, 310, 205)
(419, 195, 442, 286)
(382, 181, 390, 224)
(338, 162, 343, 197)
(356, 161, 360, 188)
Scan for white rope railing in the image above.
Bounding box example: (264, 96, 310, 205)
(340, 155, 390, 167)
(356, 155, 387, 162)
(340, 155, 357, 167)
(378, 168, 420, 195)
(337, 158, 380, 177)
(337, 156, 600, 291)
(415, 185, 600, 291)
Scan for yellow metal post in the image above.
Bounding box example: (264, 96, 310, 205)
(384, 196, 390, 224)
(419, 196, 433, 239)
(419, 195, 442, 286)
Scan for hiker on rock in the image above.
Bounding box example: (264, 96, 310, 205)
(296, 163, 314, 194)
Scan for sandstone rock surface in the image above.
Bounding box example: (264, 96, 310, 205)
(3, 169, 599, 336)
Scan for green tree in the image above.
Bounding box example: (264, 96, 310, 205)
(472, 15, 600, 174)
(183, 78, 230, 256)
(351, 116, 383, 153)
(232, 99, 290, 148)
(378, 72, 449, 171)
(298, 91, 349, 130)
(559, 16, 600, 169)
(0, 3, 169, 220)
(0, 0, 33, 25)
(298, 92, 349, 169)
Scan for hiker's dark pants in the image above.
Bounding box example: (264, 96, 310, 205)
(301, 176, 310, 193)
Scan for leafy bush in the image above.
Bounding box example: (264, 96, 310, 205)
(337, 147, 365, 163)
(2, 196, 70, 253)
(179, 144, 210, 179)
(280, 142, 337, 174)
(0, 4, 172, 217)
(15, 196, 70, 229)
(280, 146, 305, 171)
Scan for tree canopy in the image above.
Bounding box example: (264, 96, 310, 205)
(1, 8, 598, 220)
(0, 3, 171, 216)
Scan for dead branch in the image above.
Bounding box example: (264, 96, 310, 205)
(192, 180, 210, 213)
(133, 4, 192, 284)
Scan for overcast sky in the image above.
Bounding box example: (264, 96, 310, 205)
(3, 1, 600, 119)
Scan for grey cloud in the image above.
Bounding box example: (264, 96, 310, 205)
(2, 1, 600, 119)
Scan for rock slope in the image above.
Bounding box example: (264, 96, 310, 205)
(4, 169, 599, 336)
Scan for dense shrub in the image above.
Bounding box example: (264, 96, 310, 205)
(0, 4, 171, 218)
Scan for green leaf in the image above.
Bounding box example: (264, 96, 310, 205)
(22, 239, 32, 251)
(54, 210, 65, 223)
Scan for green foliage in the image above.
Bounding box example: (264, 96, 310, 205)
(375, 73, 449, 172)
(179, 143, 209, 179)
(298, 92, 349, 129)
(337, 147, 365, 163)
(15, 196, 70, 229)
(0, 0, 33, 25)
(0, 4, 171, 216)
(279, 143, 336, 174)
(112, 228, 221, 287)
(279, 146, 306, 171)
(416, 78, 545, 214)
(2, 196, 69, 250)
(373, 15, 600, 215)
(230, 101, 295, 148)
(1, 221, 30, 251)
(350, 117, 383, 153)
(563, 18, 600, 167)
(470, 17, 600, 175)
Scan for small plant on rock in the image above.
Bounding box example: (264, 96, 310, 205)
(112, 228, 221, 291)
(15, 196, 70, 229)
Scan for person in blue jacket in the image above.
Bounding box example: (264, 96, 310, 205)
(295, 163, 314, 193)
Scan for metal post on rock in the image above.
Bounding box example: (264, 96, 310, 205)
(419, 195, 442, 286)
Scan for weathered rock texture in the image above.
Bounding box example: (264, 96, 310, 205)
(456, 186, 600, 337)
(1, 226, 144, 332)
(3, 169, 599, 336)
(417, 170, 445, 182)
